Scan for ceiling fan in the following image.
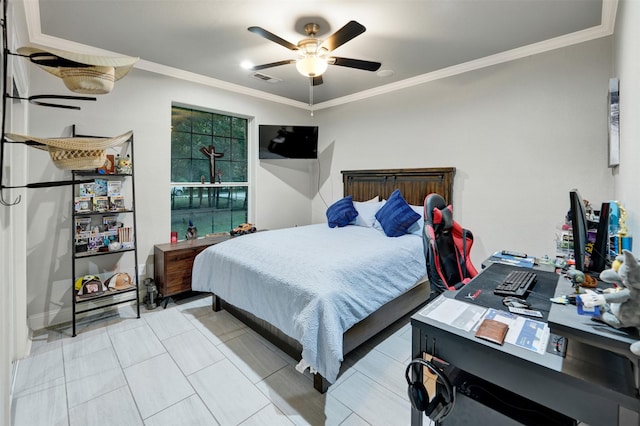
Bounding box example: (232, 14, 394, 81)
(247, 20, 381, 86)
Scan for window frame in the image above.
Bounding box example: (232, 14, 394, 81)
(170, 103, 253, 237)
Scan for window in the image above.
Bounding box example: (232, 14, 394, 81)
(171, 105, 248, 239)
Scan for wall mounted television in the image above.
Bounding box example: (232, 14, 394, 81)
(258, 125, 318, 159)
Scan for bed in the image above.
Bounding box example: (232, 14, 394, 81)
(191, 167, 455, 392)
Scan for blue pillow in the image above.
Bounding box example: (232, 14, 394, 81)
(326, 196, 358, 228)
(375, 190, 421, 237)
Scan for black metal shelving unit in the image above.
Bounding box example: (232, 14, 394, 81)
(70, 136, 140, 336)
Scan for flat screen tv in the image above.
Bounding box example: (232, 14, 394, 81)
(258, 125, 318, 159)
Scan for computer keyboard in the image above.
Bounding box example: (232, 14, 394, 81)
(493, 270, 537, 297)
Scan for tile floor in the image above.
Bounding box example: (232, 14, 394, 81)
(11, 294, 436, 426)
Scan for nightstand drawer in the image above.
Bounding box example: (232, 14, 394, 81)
(167, 247, 204, 262)
(154, 234, 231, 300)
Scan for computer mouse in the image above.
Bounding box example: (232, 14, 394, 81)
(502, 296, 531, 309)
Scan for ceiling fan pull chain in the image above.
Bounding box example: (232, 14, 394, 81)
(309, 79, 314, 111)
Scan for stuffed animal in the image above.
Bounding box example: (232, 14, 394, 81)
(580, 250, 640, 355)
(115, 154, 132, 174)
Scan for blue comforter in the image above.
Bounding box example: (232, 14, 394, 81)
(191, 224, 426, 383)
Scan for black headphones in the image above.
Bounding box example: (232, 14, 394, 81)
(405, 358, 455, 423)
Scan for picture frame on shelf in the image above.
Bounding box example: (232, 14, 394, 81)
(608, 77, 620, 168)
(74, 197, 92, 213)
(88, 235, 103, 252)
(75, 217, 92, 235)
(94, 179, 108, 196)
(74, 237, 88, 253)
(97, 154, 115, 175)
(93, 196, 109, 212)
(107, 180, 122, 196)
(79, 182, 95, 197)
(103, 215, 118, 231)
(109, 196, 125, 211)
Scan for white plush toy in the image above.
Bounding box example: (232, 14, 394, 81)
(580, 250, 640, 355)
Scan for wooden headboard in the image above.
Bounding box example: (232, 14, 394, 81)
(342, 168, 456, 206)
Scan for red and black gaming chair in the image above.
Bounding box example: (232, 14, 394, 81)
(423, 193, 478, 295)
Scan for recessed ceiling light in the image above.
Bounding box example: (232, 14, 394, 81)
(377, 69, 394, 78)
(240, 60, 254, 70)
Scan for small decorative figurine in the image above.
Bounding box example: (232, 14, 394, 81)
(216, 169, 223, 184)
(186, 220, 198, 240)
(115, 154, 132, 174)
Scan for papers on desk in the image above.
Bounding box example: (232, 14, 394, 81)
(488, 251, 535, 268)
(420, 299, 551, 353)
(476, 308, 550, 354)
(419, 297, 487, 332)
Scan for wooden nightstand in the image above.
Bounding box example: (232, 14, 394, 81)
(154, 234, 231, 303)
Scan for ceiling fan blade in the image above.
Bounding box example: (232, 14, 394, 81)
(250, 60, 296, 71)
(329, 57, 381, 72)
(312, 75, 323, 86)
(322, 21, 366, 52)
(248, 26, 299, 51)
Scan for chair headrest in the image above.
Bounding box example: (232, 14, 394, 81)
(433, 207, 454, 230)
(424, 193, 454, 230)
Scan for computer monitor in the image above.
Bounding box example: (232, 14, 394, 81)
(569, 189, 589, 272)
(589, 202, 611, 273)
(569, 190, 610, 273)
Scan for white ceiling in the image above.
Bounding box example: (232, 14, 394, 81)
(27, 0, 614, 109)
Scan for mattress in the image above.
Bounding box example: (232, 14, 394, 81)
(191, 223, 426, 382)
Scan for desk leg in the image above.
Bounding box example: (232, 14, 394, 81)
(633, 357, 640, 392)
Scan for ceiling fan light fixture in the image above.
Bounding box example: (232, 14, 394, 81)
(296, 55, 328, 77)
(295, 39, 328, 77)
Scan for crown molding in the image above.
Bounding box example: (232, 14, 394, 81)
(21, 0, 617, 112)
(314, 0, 618, 111)
(135, 60, 309, 109)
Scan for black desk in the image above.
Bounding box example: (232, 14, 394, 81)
(411, 270, 640, 426)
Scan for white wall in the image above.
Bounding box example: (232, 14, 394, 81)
(1, 1, 31, 424)
(24, 68, 312, 329)
(613, 0, 640, 242)
(313, 37, 615, 268)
